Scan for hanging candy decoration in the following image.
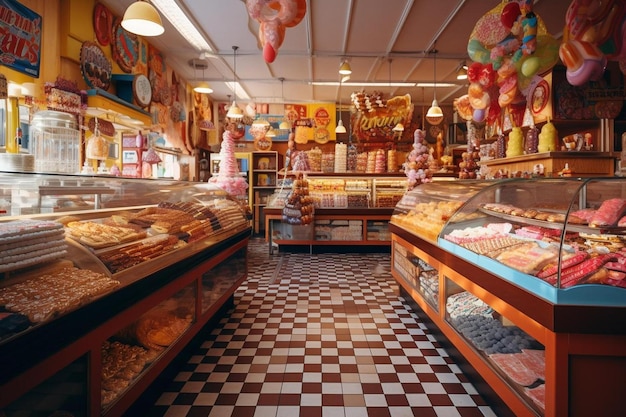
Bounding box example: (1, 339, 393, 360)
(467, 0, 560, 98)
(559, 0, 626, 86)
(246, 0, 307, 63)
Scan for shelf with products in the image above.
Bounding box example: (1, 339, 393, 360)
(265, 207, 394, 254)
(475, 118, 618, 177)
(390, 177, 626, 417)
(250, 151, 281, 234)
(0, 172, 251, 416)
(261, 174, 462, 253)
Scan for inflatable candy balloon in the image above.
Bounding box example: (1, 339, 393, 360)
(454, 94, 474, 121)
(246, 0, 307, 63)
(473, 108, 486, 123)
(560, 0, 625, 86)
(521, 56, 540, 77)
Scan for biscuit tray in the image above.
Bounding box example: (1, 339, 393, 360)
(477, 207, 626, 237)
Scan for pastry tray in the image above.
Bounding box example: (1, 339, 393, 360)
(478, 208, 626, 237)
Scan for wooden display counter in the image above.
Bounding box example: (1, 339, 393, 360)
(0, 229, 250, 417)
(390, 224, 626, 417)
(478, 151, 617, 176)
(265, 207, 393, 254)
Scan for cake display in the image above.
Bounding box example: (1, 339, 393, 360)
(208, 129, 248, 199)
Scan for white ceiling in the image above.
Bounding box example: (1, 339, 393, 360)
(99, 0, 569, 108)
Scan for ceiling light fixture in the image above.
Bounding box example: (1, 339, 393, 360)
(251, 117, 270, 128)
(266, 127, 277, 137)
(191, 59, 213, 94)
(456, 61, 468, 80)
(339, 60, 352, 76)
(194, 81, 213, 94)
(335, 71, 347, 134)
(426, 48, 444, 126)
(151, 0, 212, 51)
(121, 1, 164, 37)
(278, 77, 291, 130)
(226, 45, 243, 119)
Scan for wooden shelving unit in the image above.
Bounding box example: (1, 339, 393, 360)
(250, 151, 280, 234)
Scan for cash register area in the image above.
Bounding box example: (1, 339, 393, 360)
(142, 238, 496, 417)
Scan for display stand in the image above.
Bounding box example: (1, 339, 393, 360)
(388, 176, 626, 417)
(266, 207, 393, 254)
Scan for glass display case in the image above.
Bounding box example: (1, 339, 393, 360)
(264, 174, 405, 253)
(390, 180, 490, 242)
(0, 171, 250, 216)
(392, 178, 626, 306)
(0, 171, 251, 416)
(390, 177, 626, 417)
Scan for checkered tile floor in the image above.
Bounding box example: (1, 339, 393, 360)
(147, 238, 496, 417)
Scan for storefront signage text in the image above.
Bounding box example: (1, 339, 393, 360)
(0, 0, 41, 77)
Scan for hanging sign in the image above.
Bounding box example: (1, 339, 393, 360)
(352, 93, 413, 143)
(0, 0, 42, 78)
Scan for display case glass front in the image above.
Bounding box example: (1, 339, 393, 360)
(390, 180, 490, 242)
(3, 356, 89, 416)
(101, 284, 196, 410)
(392, 178, 626, 306)
(392, 243, 439, 311)
(443, 276, 546, 414)
(0, 172, 251, 344)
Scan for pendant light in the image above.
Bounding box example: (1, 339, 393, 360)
(278, 77, 291, 130)
(335, 77, 346, 134)
(266, 127, 277, 137)
(387, 58, 404, 133)
(252, 117, 270, 128)
(426, 49, 444, 125)
(339, 60, 352, 76)
(227, 45, 243, 119)
(121, 1, 164, 37)
(456, 61, 468, 80)
(192, 59, 213, 94)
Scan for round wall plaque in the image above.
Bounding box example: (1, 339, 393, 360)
(133, 74, 152, 108)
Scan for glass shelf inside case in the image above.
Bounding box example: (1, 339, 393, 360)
(444, 276, 546, 414)
(392, 243, 439, 311)
(101, 283, 196, 410)
(438, 177, 626, 306)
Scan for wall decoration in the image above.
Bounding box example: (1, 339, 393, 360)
(148, 44, 166, 103)
(111, 18, 139, 73)
(560, 0, 626, 87)
(93, 2, 113, 47)
(80, 41, 112, 90)
(132, 74, 152, 108)
(0, 0, 42, 77)
(244, 115, 291, 141)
